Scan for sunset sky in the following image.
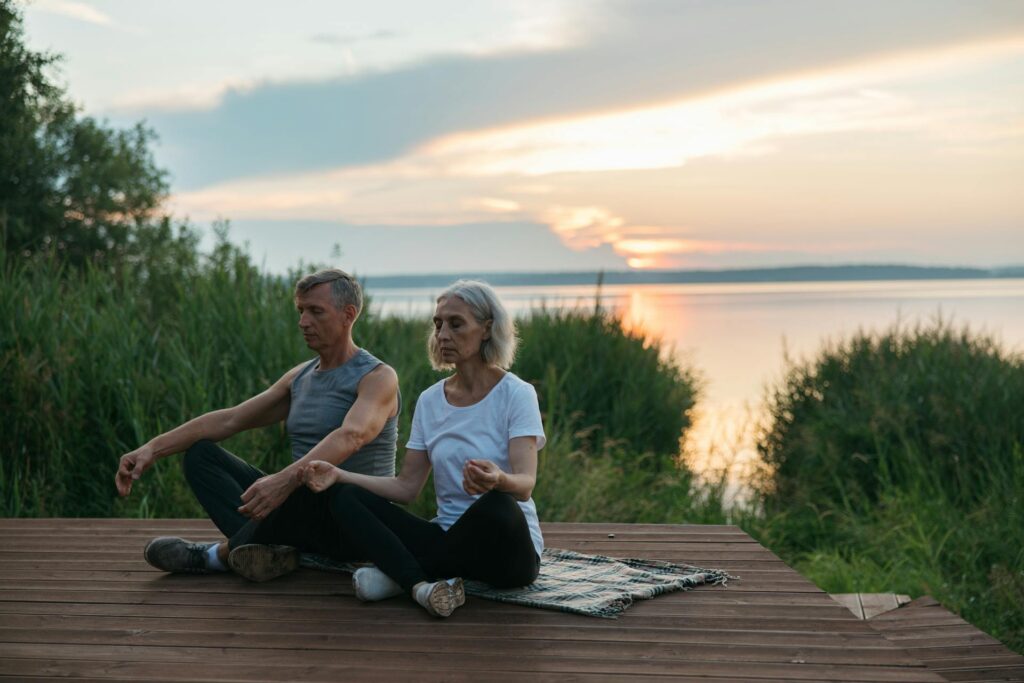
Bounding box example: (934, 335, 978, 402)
(22, 0, 1024, 275)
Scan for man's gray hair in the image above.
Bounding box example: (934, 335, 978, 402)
(429, 279, 517, 370)
(294, 269, 362, 314)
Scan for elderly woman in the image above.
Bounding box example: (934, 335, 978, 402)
(302, 279, 544, 617)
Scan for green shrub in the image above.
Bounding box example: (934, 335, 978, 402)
(750, 320, 1024, 652)
(757, 320, 1024, 532)
(517, 306, 698, 471)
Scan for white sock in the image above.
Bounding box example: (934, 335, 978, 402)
(353, 566, 402, 601)
(205, 543, 227, 572)
(413, 581, 437, 607)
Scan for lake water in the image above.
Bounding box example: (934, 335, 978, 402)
(367, 279, 1024, 500)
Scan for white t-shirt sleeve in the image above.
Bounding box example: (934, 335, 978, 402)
(508, 381, 546, 450)
(406, 392, 428, 450)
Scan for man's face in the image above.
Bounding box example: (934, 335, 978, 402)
(295, 283, 351, 350)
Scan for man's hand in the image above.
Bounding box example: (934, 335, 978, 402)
(302, 460, 343, 493)
(115, 445, 157, 497)
(238, 471, 299, 520)
(462, 459, 504, 496)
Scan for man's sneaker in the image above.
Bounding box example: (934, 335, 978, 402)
(353, 566, 403, 601)
(228, 544, 299, 582)
(143, 536, 214, 574)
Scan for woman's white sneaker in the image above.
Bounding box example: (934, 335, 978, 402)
(413, 578, 465, 617)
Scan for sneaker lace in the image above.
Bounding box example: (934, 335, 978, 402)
(182, 542, 209, 573)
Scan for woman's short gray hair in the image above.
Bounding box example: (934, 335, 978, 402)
(294, 269, 362, 314)
(428, 279, 517, 370)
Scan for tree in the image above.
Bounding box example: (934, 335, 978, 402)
(1, 0, 169, 267)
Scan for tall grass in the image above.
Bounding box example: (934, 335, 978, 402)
(749, 320, 1024, 651)
(1, 247, 702, 525)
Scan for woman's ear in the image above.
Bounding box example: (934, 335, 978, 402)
(483, 319, 492, 340)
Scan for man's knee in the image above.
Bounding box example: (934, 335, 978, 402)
(327, 482, 359, 509)
(182, 439, 222, 481)
(327, 482, 378, 517)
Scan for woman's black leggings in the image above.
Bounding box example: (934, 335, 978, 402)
(328, 484, 540, 592)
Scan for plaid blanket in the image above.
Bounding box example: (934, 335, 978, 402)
(300, 547, 735, 618)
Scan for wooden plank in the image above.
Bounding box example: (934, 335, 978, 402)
(913, 646, 1019, 662)
(0, 527, 758, 541)
(0, 613, 907, 648)
(939, 666, 1024, 681)
(0, 599, 885, 634)
(0, 643, 945, 681)
(0, 575, 810, 596)
(0, 627, 925, 667)
(0, 540, 770, 557)
(0, 581, 828, 604)
(860, 594, 900, 620)
(0, 519, 748, 533)
(832, 594, 865, 620)
(0, 659, 828, 683)
(0, 590, 860, 621)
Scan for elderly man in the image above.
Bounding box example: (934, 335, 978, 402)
(115, 269, 400, 578)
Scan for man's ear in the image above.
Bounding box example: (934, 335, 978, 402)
(344, 304, 359, 325)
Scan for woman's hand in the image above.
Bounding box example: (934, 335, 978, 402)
(462, 459, 504, 495)
(303, 460, 343, 493)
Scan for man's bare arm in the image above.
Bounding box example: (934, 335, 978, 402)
(236, 364, 399, 520)
(114, 363, 306, 497)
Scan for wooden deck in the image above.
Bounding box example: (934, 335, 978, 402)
(868, 596, 1024, 682)
(0, 519, 1006, 682)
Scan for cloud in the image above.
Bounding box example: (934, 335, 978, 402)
(131, 0, 1024, 190)
(535, 207, 791, 269)
(219, 218, 627, 275)
(415, 34, 1024, 177)
(542, 206, 624, 249)
(310, 30, 399, 46)
(33, 0, 112, 26)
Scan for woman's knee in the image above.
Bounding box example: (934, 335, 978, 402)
(488, 553, 540, 589)
(473, 490, 524, 528)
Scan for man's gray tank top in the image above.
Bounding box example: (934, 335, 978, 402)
(286, 349, 399, 476)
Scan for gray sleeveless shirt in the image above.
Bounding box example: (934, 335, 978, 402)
(286, 349, 399, 476)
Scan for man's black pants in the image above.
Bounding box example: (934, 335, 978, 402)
(182, 439, 351, 559)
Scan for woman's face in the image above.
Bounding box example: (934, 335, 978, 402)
(433, 295, 491, 365)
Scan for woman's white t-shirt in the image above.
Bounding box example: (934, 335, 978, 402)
(406, 372, 546, 557)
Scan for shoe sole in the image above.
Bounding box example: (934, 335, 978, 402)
(228, 544, 299, 582)
(426, 578, 466, 617)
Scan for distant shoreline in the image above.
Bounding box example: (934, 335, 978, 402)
(362, 264, 1024, 290)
